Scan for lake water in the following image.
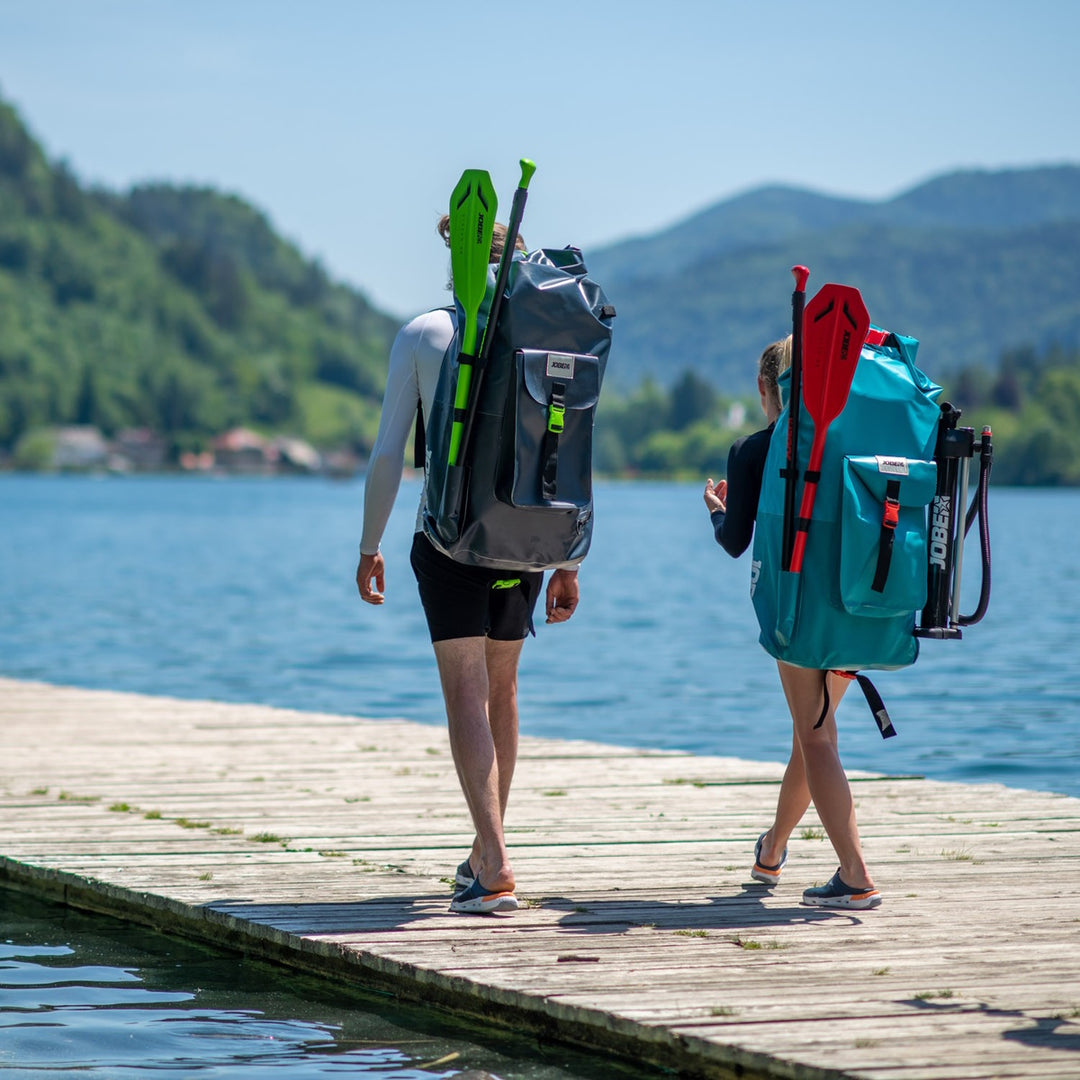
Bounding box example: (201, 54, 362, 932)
(1, 474, 1077, 1074)
(0, 885, 635, 1079)
(1, 474, 1078, 799)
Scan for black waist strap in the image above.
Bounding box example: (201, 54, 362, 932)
(856, 673, 897, 739)
(829, 671, 897, 739)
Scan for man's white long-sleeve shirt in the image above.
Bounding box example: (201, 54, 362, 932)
(359, 308, 454, 555)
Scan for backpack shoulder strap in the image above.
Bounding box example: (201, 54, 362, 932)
(414, 306, 456, 470)
(413, 398, 425, 470)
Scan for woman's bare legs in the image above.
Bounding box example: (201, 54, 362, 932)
(759, 666, 871, 889)
(755, 730, 810, 869)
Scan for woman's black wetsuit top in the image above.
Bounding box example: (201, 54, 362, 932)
(710, 422, 775, 558)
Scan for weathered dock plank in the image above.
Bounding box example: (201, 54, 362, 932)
(1, 676, 1078, 1079)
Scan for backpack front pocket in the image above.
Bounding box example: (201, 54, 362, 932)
(840, 455, 937, 617)
(502, 348, 600, 509)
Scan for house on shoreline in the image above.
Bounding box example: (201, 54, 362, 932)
(10, 425, 355, 477)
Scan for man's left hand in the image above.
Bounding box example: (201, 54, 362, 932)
(545, 568, 579, 624)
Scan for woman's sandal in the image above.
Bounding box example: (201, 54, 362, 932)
(750, 831, 788, 884)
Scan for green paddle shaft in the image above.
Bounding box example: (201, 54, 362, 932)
(453, 160, 536, 482)
(476, 159, 535, 363)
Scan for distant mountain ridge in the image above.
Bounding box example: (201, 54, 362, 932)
(4, 71, 1078, 468)
(588, 165, 1080, 391)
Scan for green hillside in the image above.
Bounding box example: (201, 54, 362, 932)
(0, 92, 398, 461)
(3, 84, 1078, 486)
(589, 166, 1080, 391)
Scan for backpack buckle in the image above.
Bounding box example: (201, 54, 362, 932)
(882, 496, 900, 530)
(547, 402, 565, 434)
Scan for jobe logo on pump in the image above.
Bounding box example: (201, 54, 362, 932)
(929, 495, 952, 569)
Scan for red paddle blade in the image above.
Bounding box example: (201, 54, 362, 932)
(787, 283, 871, 574)
(801, 283, 870, 431)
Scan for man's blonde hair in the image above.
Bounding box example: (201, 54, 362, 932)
(437, 213, 526, 263)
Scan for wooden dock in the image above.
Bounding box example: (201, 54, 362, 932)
(1, 676, 1078, 1079)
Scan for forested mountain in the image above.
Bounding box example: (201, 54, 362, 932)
(0, 92, 398, 458)
(588, 166, 1080, 391)
(3, 84, 1079, 485)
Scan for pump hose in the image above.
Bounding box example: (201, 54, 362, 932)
(959, 448, 992, 627)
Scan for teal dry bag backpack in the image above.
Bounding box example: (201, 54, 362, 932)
(751, 325, 943, 726)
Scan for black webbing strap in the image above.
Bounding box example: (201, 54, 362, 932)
(541, 381, 567, 501)
(780, 466, 821, 484)
(827, 671, 897, 739)
(413, 398, 425, 469)
(856, 673, 897, 739)
(871, 479, 902, 593)
(812, 676, 831, 730)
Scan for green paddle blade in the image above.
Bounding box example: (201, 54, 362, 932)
(448, 169, 497, 464)
(449, 168, 497, 358)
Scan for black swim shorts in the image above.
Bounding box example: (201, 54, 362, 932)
(410, 532, 543, 643)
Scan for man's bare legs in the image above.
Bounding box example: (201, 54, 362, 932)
(433, 635, 524, 893)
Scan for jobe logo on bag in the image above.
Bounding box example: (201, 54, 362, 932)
(546, 353, 575, 379)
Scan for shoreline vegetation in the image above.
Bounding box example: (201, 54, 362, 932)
(3, 90, 1080, 485)
(4, 341, 1080, 486)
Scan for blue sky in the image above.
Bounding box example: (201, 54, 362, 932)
(1, 0, 1077, 318)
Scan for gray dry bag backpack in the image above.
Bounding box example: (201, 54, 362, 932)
(422, 247, 615, 571)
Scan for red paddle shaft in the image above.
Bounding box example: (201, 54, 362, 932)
(782, 265, 810, 571)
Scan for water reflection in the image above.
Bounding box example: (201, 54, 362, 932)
(0, 888, 640, 1079)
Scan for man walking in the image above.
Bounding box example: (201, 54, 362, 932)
(356, 213, 579, 914)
